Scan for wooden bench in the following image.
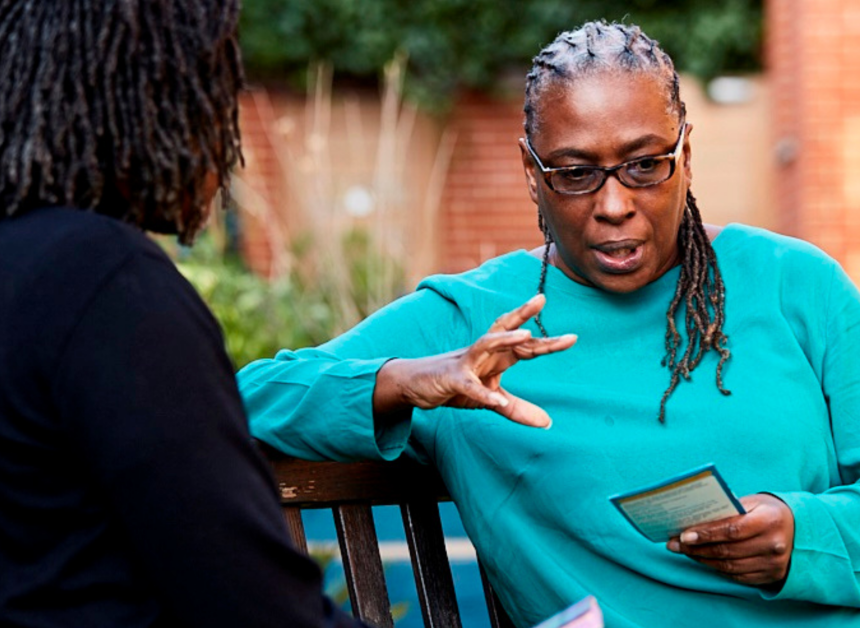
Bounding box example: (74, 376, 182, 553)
(259, 443, 516, 628)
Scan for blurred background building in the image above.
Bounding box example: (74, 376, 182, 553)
(769, 0, 860, 274)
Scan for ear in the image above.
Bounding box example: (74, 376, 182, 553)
(682, 122, 693, 184)
(519, 138, 540, 204)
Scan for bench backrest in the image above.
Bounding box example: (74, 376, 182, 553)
(259, 444, 516, 628)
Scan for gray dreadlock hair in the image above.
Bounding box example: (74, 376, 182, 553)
(524, 20, 730, 423)
(0, 0, 244, 244)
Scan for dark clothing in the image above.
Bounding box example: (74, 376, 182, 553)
(0, 207, 357, 627)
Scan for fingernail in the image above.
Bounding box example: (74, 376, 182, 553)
(680, 531, 698, 544)
(542, 418, 553, 430)
(490, 393, 508, 407)
(513, 328, 532, 338)
(667, 541, 680, 553)
(528, 294, 544, 305)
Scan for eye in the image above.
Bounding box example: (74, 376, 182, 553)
(557, 166, 594, 182)
(629, 158, 659, 174)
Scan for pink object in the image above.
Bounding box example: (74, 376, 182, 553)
(532, 596, 604, 628)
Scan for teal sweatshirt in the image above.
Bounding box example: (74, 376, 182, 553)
(239, 224, 860, 627)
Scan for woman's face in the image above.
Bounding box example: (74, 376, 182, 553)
(520, 72, 691, 294)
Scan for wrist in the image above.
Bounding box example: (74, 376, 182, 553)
(373, 358, 413, 419)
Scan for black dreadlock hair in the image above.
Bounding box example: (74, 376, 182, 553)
(0, 0, 244, 244)
(524, 20, 731, 423)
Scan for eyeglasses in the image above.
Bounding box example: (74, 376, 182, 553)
(524, 123, 687, 195)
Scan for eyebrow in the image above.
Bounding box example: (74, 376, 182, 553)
(544, 133, 672, 164)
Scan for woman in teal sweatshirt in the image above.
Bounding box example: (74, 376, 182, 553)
(238, 20, 860, 628)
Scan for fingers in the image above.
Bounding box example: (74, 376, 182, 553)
(694, 552, 785, 577)
(492, 389, 553, 428)
(488, 294, 546, 333)
(431, 296, 573, 429)
(673, 494, 792, 547)
(473, 328, 534, 353)
(477, 295, 575, 367)
(666, 493, 795, 586)
(466, 329, 533, 374)
(470, 324, 575, 363)
(448, 374, 511, 410)
(691, 557, 780, 586)
(667, 533, 789, 561)
(667, 535, 789, 585)
(674, 514, 757, 546)
(511, 334, 577, 359)
(467, 328, 575, 376)
(447, 374, 552, 428)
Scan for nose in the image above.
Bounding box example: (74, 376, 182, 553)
(592, 173, 636, 225)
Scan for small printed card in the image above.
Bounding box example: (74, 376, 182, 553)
(532, 596, 603, 628)
(609, 463, 745, 542)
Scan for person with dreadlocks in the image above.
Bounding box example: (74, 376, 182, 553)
(0, 2, 371, 627)
(237, 19, 860, 628)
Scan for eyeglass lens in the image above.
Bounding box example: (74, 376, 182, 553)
(550, 157, 675, 194)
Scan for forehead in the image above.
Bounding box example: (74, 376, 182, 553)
(532, 72, 679, 157)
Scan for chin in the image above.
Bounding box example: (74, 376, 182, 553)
(591, 271, 653, 294)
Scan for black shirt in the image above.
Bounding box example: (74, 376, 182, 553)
(0, 207, 358, 627)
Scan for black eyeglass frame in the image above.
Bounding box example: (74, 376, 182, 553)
(524, 122, 688, 195)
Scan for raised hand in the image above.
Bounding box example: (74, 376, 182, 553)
(666, 493, 795, 587)
(374, 294, 576, 428)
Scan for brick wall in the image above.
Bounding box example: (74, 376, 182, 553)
(235, 91, 284, 276)
(437, 91, 540, 274)
(767, 0, 860, 277)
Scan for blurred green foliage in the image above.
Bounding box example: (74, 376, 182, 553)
(240, 0, 762, 109)
(175, 238, 331, 370)
(173, 230, 406, 371)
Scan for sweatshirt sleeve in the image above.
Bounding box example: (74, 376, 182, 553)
(51, 250, 363, 628)
(765, 259, 860, 607)
(238, 287, 471, 464)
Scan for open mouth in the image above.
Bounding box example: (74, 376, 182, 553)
(593, 241, 644, 273)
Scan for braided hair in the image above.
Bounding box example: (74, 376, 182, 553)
(0, 0, 244, 244)
(524, 21, 730, 423)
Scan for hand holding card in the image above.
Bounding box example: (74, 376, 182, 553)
(609, 464, 745, 543)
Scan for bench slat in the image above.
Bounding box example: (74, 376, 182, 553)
(335, 504, 395, 628)
(283, 506, 308, 553)
(267, 454, 449, 507)
(402, 499, 463, 628)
